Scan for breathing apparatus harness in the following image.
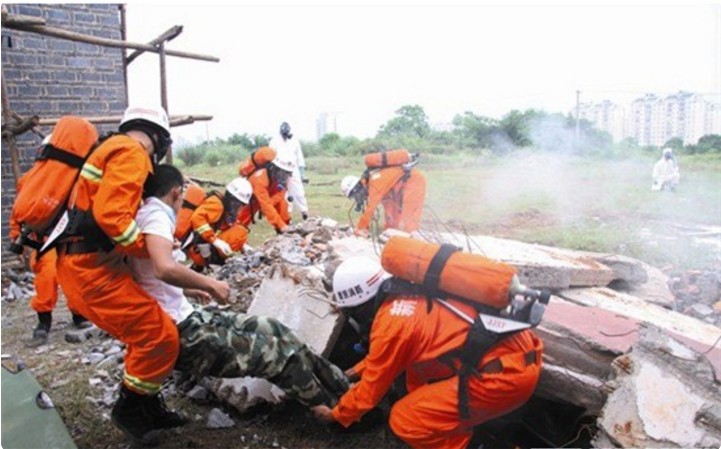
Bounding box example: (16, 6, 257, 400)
(349, 243, 550, 419)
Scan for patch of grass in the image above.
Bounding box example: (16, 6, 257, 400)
(180, 152, 721, 268)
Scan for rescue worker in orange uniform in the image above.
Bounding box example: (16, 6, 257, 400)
(236, 154, 294, 234)
(340, 164, 426, 236)
(312, 256, 543, 449)
(186, 177, 251, 271)
(8, 138, 91, 346)
(55, 106, 185, 446)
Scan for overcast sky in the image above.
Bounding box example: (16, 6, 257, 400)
(124, 2, 721, 145)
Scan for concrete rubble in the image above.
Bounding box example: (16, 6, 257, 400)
(2, 217, 719, 447)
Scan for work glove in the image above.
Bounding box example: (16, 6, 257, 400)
(212, 238, 233, 257)
(197, 243, 212, 258)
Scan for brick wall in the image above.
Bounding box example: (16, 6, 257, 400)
(1, 4, 126, 245)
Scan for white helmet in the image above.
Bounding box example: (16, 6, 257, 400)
(226, 177, 252, 204)
(120, 105, 171, 137)
(332, 256, 391, 308)
(340, 175, 361, 198)
(271, 154, 295, 173)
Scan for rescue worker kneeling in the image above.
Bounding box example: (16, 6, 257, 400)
(236, 154, 294, 234)
(312, 253, 543, 449)
(186, 177, 251, 271)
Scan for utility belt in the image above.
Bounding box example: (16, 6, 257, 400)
(58, 240, 104, 255)
(57, 208, 114, 255)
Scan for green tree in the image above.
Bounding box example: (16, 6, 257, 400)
(663, 137, 684, 152)
(694, 134, 721, 154)
(499, 109, 543, 147)
(377, 105, 431, 138)
(451, 111, 498, 149)
(228, 133, 255, 149)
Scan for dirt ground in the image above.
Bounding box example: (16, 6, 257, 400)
(0, 269, 412, 449)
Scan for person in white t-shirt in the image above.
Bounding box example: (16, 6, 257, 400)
(269, 122, 309, 220)
(132, 165, 349, 409)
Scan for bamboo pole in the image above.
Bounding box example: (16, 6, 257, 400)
(2, 20, 219, 62)
(126, 25, 183, 65)
(1, 72, 22, 184)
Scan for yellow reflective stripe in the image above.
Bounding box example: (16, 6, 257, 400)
(80, 164, 103, 182)
(194, 224, 212, 235)
(123, 372, 161, 394)
(112, 220, 140, 247)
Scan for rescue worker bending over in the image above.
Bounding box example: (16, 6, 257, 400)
(186, 177, 251, 271)
(237, 155, 294, 234)
(132, 164, 349, 409)
(340, 163, 426, 236)
(312, 256, 543, 449)
(56, 105, 185, 446)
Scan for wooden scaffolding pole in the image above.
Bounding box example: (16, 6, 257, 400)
(2, 19, 219, 62)
(1, 72, 22, 185)
(126, 25, 183, 65)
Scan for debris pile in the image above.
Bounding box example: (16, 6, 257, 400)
(214, 217, 353, 311)
(2, 218, 719, 447)
(669, 269, 721, 325)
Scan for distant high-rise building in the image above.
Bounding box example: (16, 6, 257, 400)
(577, 92, 721, 146)
(316, 112, 338, 140)
(578, 100, 625, 142)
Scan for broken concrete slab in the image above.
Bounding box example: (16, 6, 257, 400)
(557, 287, 721, 356)
(247, 265, 342, 357)
(624, 261, 675, 309)
(594, 327, 721, 448)
(425, 232, 616, 289)
(328, 236, 380, 262)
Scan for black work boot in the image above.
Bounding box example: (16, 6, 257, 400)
(29, 312, 52, 347)
(111, 385, 164, 446)
(144, 392, 188, 429)
(71, 313, 92, 329)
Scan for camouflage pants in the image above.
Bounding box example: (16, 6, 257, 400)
(176, 310, 349, 407)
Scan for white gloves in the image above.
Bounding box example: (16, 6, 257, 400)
(197, 243, 212, 258)
(212, 238, 233, 257)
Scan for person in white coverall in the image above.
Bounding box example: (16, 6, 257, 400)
(269, 122, 309, 220)
(652, 148, 680, 192)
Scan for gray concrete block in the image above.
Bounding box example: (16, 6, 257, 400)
(248, 267, 343, 357)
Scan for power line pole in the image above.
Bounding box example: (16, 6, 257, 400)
(575, 89, 581, 147)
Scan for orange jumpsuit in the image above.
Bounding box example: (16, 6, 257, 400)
(56, 135, 178, 396)
(356, 167, 426, 233)
(187, 194, 249, 267)
(332, 295, 543, 449)
(236, 168, 290, 232)
(9, 174, 62, 315)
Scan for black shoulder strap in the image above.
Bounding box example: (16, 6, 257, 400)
(423, 244, 460, 296)
(381, 150, 388, 167)
(37, 144, 85, 169)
